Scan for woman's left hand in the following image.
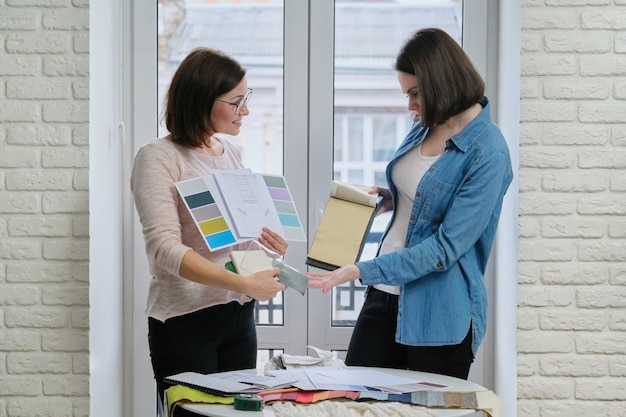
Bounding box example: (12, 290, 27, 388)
(306, 264, 361, 293)
(258, 227, 289, 256)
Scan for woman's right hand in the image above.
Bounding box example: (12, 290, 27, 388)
(306, 264, 361, 294)
(370, 186, 393, 214)
(246, 268, 286, 301)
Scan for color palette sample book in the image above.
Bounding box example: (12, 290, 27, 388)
(176, 170, 306, 251)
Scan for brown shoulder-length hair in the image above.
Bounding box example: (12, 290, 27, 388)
(394, 28, 485, 128)
(164, 47, 246, 147)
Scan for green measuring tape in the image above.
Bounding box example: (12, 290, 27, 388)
(233, 394, 264, 411)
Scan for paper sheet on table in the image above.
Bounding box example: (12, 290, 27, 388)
(266, 368, 319, 391)
(302, 368, 446, 392)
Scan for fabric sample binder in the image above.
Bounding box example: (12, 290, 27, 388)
(306, 181, 382, 271)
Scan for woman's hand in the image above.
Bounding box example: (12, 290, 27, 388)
(258, 227, 288, 256)
(306, 264, 361, 294)
(246, 267, 286, 301)
(370, 186, 393, 214)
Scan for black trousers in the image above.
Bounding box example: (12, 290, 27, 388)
(345, 287, 474, 380)
(149, 300, 257, 416)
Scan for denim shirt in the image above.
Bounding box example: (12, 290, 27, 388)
(356, 98, 513, 354)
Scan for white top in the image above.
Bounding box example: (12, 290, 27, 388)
(131, 137, 251, 322)
(374, 144, 439, 295)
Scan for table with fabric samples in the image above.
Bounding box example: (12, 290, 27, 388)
(167, 366, 501, 417)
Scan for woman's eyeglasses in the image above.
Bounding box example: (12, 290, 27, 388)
(216, 88, 253, 115)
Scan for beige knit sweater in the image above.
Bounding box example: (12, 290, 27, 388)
(131, 137, 251, 322)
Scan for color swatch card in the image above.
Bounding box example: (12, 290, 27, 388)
(176, 170, 306, 251)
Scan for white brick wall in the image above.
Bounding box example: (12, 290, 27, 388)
(519, 1, 626, 416)
(0, 0, 90, 416)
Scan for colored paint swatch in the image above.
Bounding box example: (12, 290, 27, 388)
(176, 176, 237, 251)
(176, 171, 306, 252)
(263, 174, 306, 242)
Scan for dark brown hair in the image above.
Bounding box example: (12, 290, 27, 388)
(394, 28, 485, 128)
(164, 48, 246, 147)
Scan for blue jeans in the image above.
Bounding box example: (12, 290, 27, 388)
(345, 287, 474, 380)
(149, 300, 257, 414)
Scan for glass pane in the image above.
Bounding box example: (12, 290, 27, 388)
(374, 171, 386, 187)
(333, 116, 343, 161)
(257, 348, 284, 369)
(158, 0, 285, 326)
(254, 294, 284, 326)
(372, 116, 397, 161)
(331, 0, 463, 326)
(347, 117, 364, 161)
(331, 281, 366, 326)
(347, 169, 363, 185)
